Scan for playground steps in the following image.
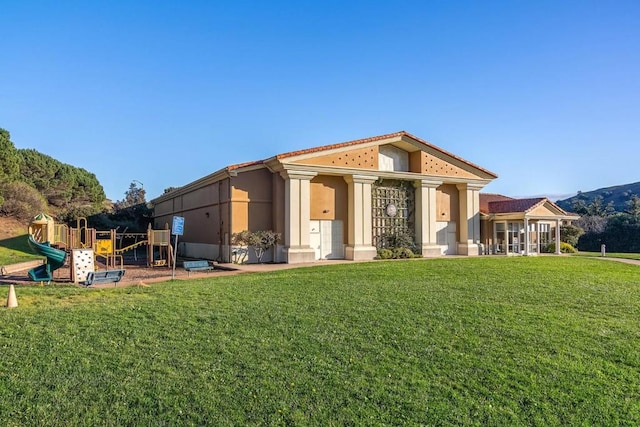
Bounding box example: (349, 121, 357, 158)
(1, 260, 44, 276)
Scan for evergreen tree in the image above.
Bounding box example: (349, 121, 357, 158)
(0, 128, 22, 184)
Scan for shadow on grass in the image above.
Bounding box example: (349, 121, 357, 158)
(0, 234, 40, 265)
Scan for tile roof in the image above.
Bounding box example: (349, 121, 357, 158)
(227, 131, 498, 178)
(487, 197, 547, 214)
(479, 193, 514, 214)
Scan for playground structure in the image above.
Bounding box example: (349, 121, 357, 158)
(28, 214, 174, 283)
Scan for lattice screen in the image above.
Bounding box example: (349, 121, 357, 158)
(372, 180, 415, 249)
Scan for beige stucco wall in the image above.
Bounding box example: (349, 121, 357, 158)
(409, 151, 478, 179)
(293, 146, 379, 169)
(310, 175, 348, 242)
(529, 204, 557, 217)
(230, 169, 274, 233)
(436, 184, 460, 223)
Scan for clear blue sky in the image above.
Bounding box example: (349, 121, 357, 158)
(2, 1, 639, 202)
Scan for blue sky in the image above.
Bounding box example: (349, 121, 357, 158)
(2, 1, 639, 202)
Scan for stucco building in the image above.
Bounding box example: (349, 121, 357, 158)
(152, 131, 567, 263)
(480, 194, 580, 255)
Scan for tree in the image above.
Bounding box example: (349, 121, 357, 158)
(560, 224, 584, 247)
(626, 194, 640, 219)
(0, 181, 47, 221)
(114, 181, 146, 210)
(571, 195, 614, 217)
(0, 128, 22, 184)
(231, 230, 280, 263)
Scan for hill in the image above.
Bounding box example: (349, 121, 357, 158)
(556, 181, 640, 213)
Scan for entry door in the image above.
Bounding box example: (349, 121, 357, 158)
(310, 220, 344, 260)
(436, 221, 457, 255)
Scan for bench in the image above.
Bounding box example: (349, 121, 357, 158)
(83, 269, 126, 287)
(183, 260, 215, 276)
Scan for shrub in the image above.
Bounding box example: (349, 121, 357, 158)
(376, 249, 393, 260)
(546, 242, 578, 254)
(393, 247, 414, 259)
(0, 181, 47, 221)
(231, 230, 280, 263)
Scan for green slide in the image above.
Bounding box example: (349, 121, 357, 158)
(27, 235, 67, 282)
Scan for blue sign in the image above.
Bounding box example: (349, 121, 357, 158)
(172, 216, 185, 236)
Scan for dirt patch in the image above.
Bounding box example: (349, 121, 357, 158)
(0, 216, 29, 240)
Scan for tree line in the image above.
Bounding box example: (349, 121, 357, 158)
(569, 194, 640, 252)
(0, 127, 151, 230)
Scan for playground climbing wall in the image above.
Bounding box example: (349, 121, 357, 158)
(71, 249, 95, 283)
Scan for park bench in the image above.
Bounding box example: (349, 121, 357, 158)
(183, 260, 215, 276)
(83, 269, 126, 287)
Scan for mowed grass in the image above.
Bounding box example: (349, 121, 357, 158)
(1, 257, 639, 425)
(575, 251, 640, 261)
(0, 234, 41, 265)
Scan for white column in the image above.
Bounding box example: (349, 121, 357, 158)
(281, 169, 317, 263)
(344, 175, 378, 261)
(456, 183, 483, 255)
(524, 217, 530, 256)
(555, 219, 561, 255)
(414, 179, 442, 256)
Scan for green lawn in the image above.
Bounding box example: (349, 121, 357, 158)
(0, 234, 41, 265)
(1, 257, 639, 425)
(574, 251, 640, 261)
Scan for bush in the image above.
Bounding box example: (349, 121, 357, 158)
(0, 181, 47, 221)
(546, 242, 578, 254)
(393, 247, 414, 259)
(376, 249, 393, 259)
(231, 230, 280, 263)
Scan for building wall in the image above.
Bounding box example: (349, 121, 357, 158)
(409, 151, 479, 179)
(293, 146, 379, 169)
(436, 184, 460, 223)
(230, 169, 274, 233)
(310, 175, 348, 242)
(153, 177, 232, 261)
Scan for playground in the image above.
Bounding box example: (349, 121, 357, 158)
(21, 213, 181, 286)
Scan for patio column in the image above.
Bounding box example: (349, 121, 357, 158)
(281, 169, 317, 263)
(344, 174, 378, 261)
(555, 218, 561, 255)
(524, 217, 530, 255)
(456, 183, 483, 255)
(414, 179, 442, 256)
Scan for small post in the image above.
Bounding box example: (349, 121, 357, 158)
(601, 244, 606, 257)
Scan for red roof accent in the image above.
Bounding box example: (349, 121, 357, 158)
(273, 131, 497, 178)
(487, 197, 546, 214)
(479, 193, 515, 214)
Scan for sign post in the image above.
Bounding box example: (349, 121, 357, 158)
(171, 216, 185, 279)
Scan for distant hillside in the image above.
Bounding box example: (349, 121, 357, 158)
(557, 181, 640, 213)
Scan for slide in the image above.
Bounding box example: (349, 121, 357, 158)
(27, 235, 67, 282)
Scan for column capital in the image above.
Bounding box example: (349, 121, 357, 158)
(456, 182, 486, 191)
(279, 169, 317, 181)
(414, 179, 442, 189)
(344, 174, 378, 185)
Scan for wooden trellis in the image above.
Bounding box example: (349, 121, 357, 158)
(372, 180, 415, 249)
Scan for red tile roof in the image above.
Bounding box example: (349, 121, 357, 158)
(227, 131, 498, 178)
(487, 197, 547, 214)
(479, 193, 514, 214)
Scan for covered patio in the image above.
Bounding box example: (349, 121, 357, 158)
(480, 195, 580, 255)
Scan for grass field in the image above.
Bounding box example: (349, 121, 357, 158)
(1, 256, 639, 425)
(574, 251, 640, 261)
(0, 234, 41, 266)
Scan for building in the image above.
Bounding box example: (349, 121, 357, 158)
(151, 131, 501, 263)
(480, 194, 580, 255)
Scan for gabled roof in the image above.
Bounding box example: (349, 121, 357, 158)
(479, 193, 515, 214)
(229, 131, 498, 178)
(487, 197, 547, 214)
(480, 193, 579, 219)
